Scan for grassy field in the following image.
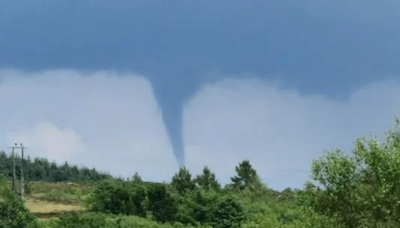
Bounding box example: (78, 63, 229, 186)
(20, 181, 91, 219)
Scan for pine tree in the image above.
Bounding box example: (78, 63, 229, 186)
(212, 197, 246, 228)
(194, 166, 221, 191)
(132, 172, 143, 183)
(171, 167, 195, 195)
(230, 160, 261, 191)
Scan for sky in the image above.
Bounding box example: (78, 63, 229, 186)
(1, 0, 400, 190)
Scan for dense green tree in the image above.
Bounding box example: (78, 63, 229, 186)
(0, 174, 39, 228)
(194, 166, 221, 191)
(86, 179, 179, 223)
(278, 187, 296, 202)
(230, 160, 262, 191)
(309, 119, 400, 227)
(171, 167, 196, 195)
(0, 151, 8, 176)
(175, 188, 221, 225)
(56, 212, 108, 228)
(132, 172, 143, 183)
(212, 197, 246, 228)
(146, 183, 178, 222)
(86, 178, 148, 216)
(0, 152, 111, 183)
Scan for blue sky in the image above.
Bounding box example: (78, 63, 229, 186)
(1, 0, 400, 189)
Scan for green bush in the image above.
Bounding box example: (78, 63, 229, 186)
(307, 120, 400, 227)
(85, 178, 147, 216)
(110, 215, 211, 228)
(40, 213, 212, 228)
(56, 212, 108, 228)
(86, 179, 179, 223)
(175, 189, 220, 226)
(212, 196, 246, 228)
(145, 182, 178, 222)
(0, 189, 39, 228)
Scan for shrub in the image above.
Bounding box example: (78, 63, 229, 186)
(212, 196, 246, 228)
(56, 212, 108, 228)
(175, 189, 220, 226)
(0, 189, 39, 228)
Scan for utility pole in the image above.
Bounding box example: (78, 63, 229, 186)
(20, 143, 25, 200)
(8, 143, 26, 200)
(11, 144, 16, 193)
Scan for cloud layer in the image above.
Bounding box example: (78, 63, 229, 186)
(184, 77, 400, 190)
(0, 70, 178, 182)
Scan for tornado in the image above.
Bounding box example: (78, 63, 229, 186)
(157, 99, 185, 166)
(150, 76, 200, 167)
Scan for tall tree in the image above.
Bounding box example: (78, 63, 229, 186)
(0, 151, 8, 176)
(309, 119, 400, 227)
(132, 172, 143, 183)
(194, 166, 221, 191)
(171, 167, 195, 195)
(230, 160, 261, 191)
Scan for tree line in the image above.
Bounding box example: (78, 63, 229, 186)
(0, 152, 111, 182)
(84, 160, 270, 227)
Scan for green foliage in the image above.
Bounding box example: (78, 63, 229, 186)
(86, 178, 148, 216)
(146, 182, 178, 222)
(0, 188, 39, 228)
(171, 167, 196, 195)
(0, 174, 40, 227)
(85, 161, 339, 227)
(132, 172, 143, 183)
(308, 119, 400, 227)
(194, 166, 221, 191)
(41, 212, 213, 228)
(175, 189, 220, 225)
(56, 212, 108, 228)
(279, 187, 295, 202)
(212, 196, 246, 228)
(86, 178, 179, 223)
(0, 173, 7, 193)
(230, 160, 263, 192)
(0, 152, 111, 183)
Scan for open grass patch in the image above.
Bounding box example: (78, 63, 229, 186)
(25, 181, 91, 204)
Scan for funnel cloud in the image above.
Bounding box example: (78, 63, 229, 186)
(148, 75, 204, 166)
